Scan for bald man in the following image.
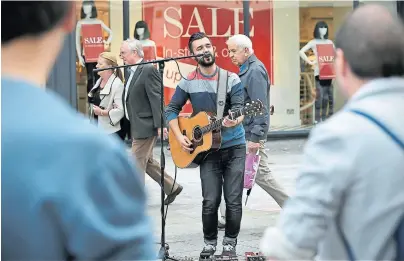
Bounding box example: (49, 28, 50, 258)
(259, 4, 404, 260)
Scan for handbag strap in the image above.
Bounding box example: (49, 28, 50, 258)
(337, 109, 404, 261)
(216, 68, 228, 120)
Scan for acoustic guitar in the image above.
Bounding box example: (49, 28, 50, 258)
(168, 100, 264, 168)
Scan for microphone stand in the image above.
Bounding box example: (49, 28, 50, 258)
(93, 53, 203, 261)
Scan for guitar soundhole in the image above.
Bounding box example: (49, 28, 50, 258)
(193, 126, 203, 142)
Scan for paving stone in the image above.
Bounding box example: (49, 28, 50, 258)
(143, 140, 304, 259)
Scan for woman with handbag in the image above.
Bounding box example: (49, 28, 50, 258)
(88, 52, 125, 140)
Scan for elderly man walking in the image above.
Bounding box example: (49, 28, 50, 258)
(260, 4, 404, 260)
(226, 34, 289, 207)
(120, 39, 183, 205)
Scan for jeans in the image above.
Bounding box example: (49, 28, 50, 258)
(315, 78, 334, 122)
(199, 144, 246, 247)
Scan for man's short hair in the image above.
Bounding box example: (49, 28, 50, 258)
(335, 6, 404, 79)
(226, 34, 254, 54)
(188, 32, 211, 54)
(2, 1, 72, 44)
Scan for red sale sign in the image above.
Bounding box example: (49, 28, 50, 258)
(81, 24, 104, 63)
(316, 44, 335, 80)
(142, 1, 273, 114)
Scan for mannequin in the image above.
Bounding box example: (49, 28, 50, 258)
(299, 21, 335, 123)
(134, 20, 157, 61)
(76, 0, 113, 93)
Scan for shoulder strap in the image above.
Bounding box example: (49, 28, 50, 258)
(349, 109, 404, 150)
(395, 216, 404, 261)
(351, 109, 404, 261)
(337, 214, 404, 261)
(216, 68, 228, 120)
(336, 219, 356, 261)
(337, 109, 404, 261)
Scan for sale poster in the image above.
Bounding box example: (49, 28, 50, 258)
(316, 44, 335, 80)
(142, 1, 273, 114)
(81, 23, 104, 63)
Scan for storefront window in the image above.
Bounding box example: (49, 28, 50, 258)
(75, 0, 124, 115)
(128, 1, 354, 130)
(74, 0, 355, 132)
(129, 1, 248, 115)
(269, 1, 354, 130)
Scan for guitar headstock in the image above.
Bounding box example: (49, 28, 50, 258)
(244, 99, 264, 116)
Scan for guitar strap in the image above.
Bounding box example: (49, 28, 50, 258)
(216, 68, 229, 120)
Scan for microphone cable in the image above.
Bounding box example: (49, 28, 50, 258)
(155, 50, 211, 245)
(172, 51, 212, 82)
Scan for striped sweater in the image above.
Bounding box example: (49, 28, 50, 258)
(165, 67, 245, 149)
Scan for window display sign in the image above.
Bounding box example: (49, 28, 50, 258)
(142, 1, 273, 114)
(81, 23, 105, 63)
(316, 43, 335, 80)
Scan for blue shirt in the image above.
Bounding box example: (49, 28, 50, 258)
(239, 62, 247, 73)
(165, 67, 245, 149)
(1, 77, 155, 260)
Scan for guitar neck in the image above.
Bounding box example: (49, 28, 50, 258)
(200, 109, 244, 134)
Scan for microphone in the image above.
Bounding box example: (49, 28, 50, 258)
(202, 52, 212, 58)
(93, 53, 208, 73)
(194, 52, 212, 61)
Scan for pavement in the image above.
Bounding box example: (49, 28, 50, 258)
(144, 139, 307, 260)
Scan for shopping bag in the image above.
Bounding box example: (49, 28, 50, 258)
(244, 151, 261, 205)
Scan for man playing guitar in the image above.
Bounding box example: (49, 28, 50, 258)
(165, 32, 246, 258)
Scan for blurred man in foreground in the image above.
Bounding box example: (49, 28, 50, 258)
(2, 2, 154, 260)
(260, 4, 404, 260)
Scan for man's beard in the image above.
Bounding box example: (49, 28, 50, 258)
(198, 52, 215, 67)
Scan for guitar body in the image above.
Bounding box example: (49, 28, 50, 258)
(190, 128, 221, 167)
(169, 111, 222, 168)
(168, 99, 264, 169)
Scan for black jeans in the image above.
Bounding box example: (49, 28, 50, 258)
(120, 117, 131, 140)
(199, 144, 246, 247)
(84, 61, 100, 93)
(315, 77, 334, 122)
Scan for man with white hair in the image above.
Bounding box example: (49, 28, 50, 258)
(226, 34, 289, 208)
(120, 39, 183, 205)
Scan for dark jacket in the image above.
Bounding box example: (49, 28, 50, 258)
(239, 54, 270, 142)
(124, 64, 163, 139)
